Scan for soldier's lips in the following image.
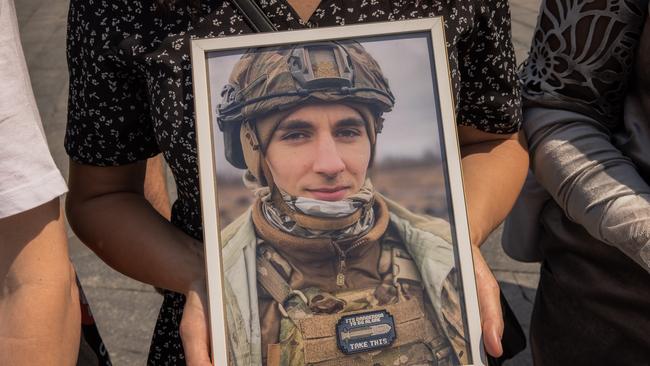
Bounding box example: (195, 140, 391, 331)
(306, 186, 350, 201)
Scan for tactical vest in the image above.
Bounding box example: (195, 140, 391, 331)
(257, 239, 457, 366)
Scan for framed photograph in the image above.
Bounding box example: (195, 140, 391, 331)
(192, 18, 485, 366)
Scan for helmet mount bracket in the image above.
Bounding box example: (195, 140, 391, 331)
(289, 43, 354, 90)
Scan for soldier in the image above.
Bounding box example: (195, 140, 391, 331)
(216, 41, 468, 365)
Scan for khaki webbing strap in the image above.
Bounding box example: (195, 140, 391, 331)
(256, 248, 312, 322)
(380, 235, 423, 286)
(316, 357, 368, 366)
(297, 297, 423, 339)
(303, 318, 446, 364)
(257, 248, 292, 303)
(392, 246, 422, 283)
(266, 343, 281, 366)
(296, 298, 451, 364)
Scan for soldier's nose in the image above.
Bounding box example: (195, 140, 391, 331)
(313, 136, 345, 176)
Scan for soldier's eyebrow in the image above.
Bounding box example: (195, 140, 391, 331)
(275, 116, 365, 133)
(334, 118, 365, 129)
(275, 119, 314, 132)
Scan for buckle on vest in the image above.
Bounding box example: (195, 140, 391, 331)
(278, 289, 309, 318)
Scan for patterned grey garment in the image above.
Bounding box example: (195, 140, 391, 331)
(519, 0, 649, 129)
(65, 0, 521, 364)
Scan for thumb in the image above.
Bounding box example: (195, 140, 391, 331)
(472, 246, 504, 358)
(181, 289, 213, 366)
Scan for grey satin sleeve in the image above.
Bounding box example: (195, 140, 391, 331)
(524, 106, 650, 272)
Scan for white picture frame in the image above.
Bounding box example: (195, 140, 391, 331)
(191, 17, 485, 366)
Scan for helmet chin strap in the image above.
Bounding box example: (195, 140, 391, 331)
(260, 158, 366, 231)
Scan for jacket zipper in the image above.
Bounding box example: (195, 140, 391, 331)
(331, 237, 369, 287)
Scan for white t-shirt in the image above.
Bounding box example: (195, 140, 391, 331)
(0, 0, 67, 219)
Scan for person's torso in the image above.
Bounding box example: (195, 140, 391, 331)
(256, 224, 456, 366)
(533, 202, 650, 365)
(67, 0, 485, 239)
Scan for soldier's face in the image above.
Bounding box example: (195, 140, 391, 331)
(265, 104, 371, 201)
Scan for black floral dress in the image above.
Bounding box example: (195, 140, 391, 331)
(519, 0, 648, 128)
(65, 0, 521, 363)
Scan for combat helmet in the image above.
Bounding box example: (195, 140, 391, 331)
(217, 40, 396, 172)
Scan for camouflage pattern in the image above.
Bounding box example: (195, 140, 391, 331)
(273, 293, 450, 366)
(217, 41, 395, 169)
(262, 240, 458, 366)
(218, 41, 395, 125)
(218, 194, 465, 366)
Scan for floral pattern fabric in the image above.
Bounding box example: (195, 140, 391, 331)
(519, 0, 649, 128)
(65, 0, 521, 364)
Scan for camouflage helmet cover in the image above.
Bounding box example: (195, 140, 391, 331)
(217, 40, 395, 169)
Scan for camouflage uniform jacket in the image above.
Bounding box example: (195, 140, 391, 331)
(219, 194, 458, 365)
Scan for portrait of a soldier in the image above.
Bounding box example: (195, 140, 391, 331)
(216, 41, 468, 366)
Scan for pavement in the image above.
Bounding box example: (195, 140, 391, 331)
(15, 0, 542, 364)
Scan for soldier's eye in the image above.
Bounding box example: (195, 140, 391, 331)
(281, 131, 310, 141)
(336, 128, 362, 139)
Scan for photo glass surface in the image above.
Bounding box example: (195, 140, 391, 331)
(192, 19, 484, 366)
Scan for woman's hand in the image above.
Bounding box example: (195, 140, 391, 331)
(458, 126, 528, 358)
(180, 279, 212, 366)
(472, 246, 504, 357)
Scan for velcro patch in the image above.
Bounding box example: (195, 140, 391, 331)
(336, 310, 396, 355)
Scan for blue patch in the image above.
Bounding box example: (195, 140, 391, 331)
(336, 310, 396, 355)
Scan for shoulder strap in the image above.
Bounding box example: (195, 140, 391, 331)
(256, 246, 312, 322)
(380, 237, 422, 285)
(230, 0, 277, 32)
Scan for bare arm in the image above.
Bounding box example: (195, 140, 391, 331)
(145, 154, 172, 221)
(459, 127, 529, 246)
(66, 160, 202, 294)
(0, 199, 80, 366)
(66, 159, 211, 365)
(458, 126, 529, 357)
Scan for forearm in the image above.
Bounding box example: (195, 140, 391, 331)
(0, 200, 80, 365)
(460, 129, 529, 246)
(0, 277, 79, 365)
(66, 161, 204, 294)
(145, 154, 172, 220)
(67, 191, 203, 294)
(525, 107, 650, 271)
